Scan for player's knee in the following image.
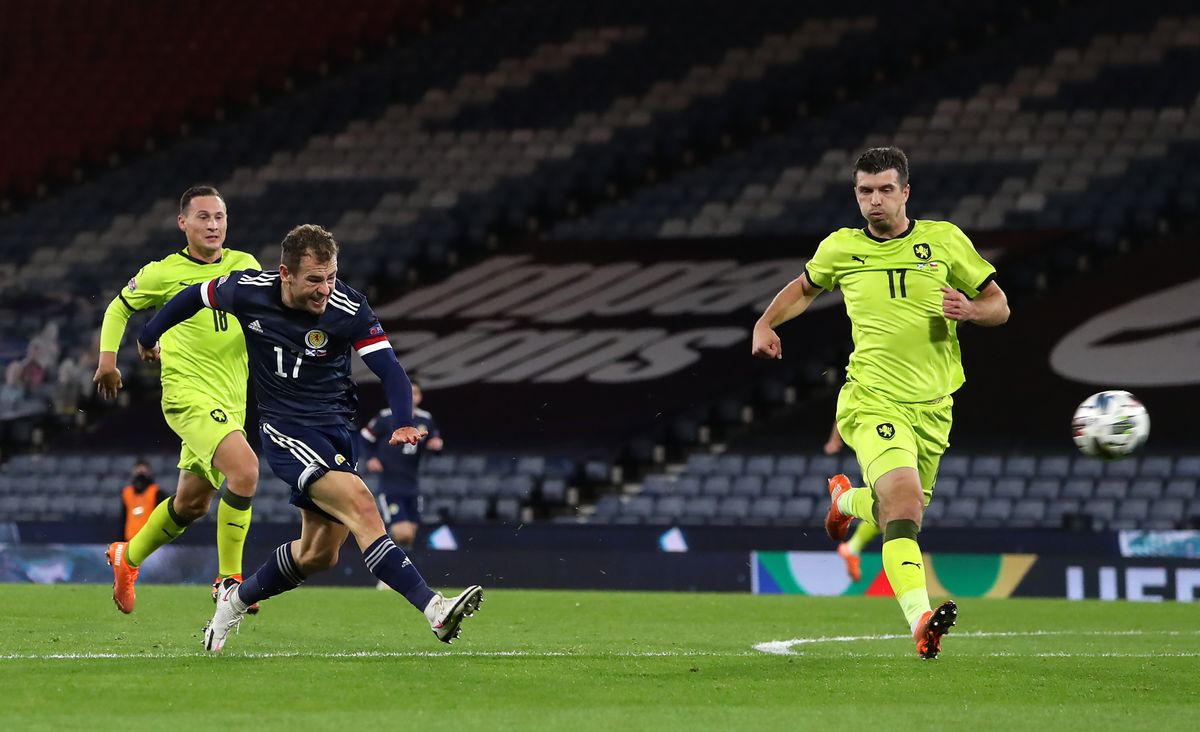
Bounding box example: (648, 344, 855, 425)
(224, 462, 258, 497)
(877, 489, 924, 526)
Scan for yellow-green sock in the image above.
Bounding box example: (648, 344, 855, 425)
(126, 497, 188, 566)
(216, 488, 254, 578)
(881, 519, 930, 632)
(837, 487, 878, 528)
(845, 521, 881, 554)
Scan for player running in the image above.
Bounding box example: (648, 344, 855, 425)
(752, 147, 1009, 659)
(95, 185, 262, 614)
(137, 224, 482, 651)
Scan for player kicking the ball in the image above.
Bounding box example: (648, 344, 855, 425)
(752, 147, 1008, 659)
(138, 224, 482, 651)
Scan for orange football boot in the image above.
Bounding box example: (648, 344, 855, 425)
(914, 600, 958, 659)
(106, 542, 139, 614)
(824, 474, 854, 542)
(837, 542, 862, 582)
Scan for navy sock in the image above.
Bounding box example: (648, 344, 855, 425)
(237, 542, 306, 606)
(364, 535, 436, 611)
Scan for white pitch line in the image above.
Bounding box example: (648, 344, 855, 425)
(0, 649, 758, 661)
(754, 629, 1200, 656)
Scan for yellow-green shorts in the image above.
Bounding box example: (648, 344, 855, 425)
(835, 380, 953, 506)
(161, 396, 245, 490)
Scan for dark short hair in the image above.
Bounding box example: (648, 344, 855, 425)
(410, 378, 422, 390)
(853, 147, 909, 186)
(280, 224, 339, 273)
(180, 185, 224, 215)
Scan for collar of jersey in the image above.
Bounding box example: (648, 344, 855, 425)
(861, 218, 915, 244)
(176, 248, 223, 265)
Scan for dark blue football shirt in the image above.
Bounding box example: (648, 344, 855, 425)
(203, 269, 394, 428)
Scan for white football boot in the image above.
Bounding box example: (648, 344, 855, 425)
(203, 577, 248, 652)
(425, 585, 484, 644)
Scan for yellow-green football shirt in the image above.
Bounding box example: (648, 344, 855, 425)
(102, 248, 262, 407)
(805, 220, 996, 402)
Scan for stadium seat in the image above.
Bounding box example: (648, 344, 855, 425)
(685, 454, 718, 475)
(1011, 499, 1044, 527)
(716, 496, 750, 524)
(796, 477, 826, 498)
(701, 476, 732, 497)
(744, 456, 775, 476)
(779, 497, 815, 524)
(457, 498, 490, 523)
(993, 477, 1026, 499)
(715, 455, 745, 476)
(1003, 456, 1036, 477)
(1139, 456, 1173, 479)
(763, 476, 795, 498)
(1175, 457, 1200, 478)
(1071, 458, 1105, 478)
(776, 456, 807, 476)
(934, 476, 961, 498)
(960, 478, 992, 499)
(1104, 459, 1139, 479)
(747, 496, 783, 524)
(1165, 480, 1197, 501)
(1128, 480, 1163, 500)
(1061, 479, 1095, 500)
(1038, 456, 1071, 478)
(808, 456, 839, 478)
(971, 456, 1003, 477)
(731, 475, 763, 497)
(1095, 479, 1130, 500)
(943, 498, 980, 526)
(939, 455, 970, 478)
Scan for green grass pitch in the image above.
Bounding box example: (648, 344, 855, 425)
(2, 584, 1197, 731)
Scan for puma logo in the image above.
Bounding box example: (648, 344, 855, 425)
(901, 561, 923, 569)
(226, 522, 247, 530)
(851, 255, 867, 264)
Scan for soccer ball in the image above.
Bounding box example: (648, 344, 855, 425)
(1071, 390, 1150, 460)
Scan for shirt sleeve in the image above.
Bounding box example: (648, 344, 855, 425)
(352, 302, 391, 358)
(427, 416, 440, 439)
(120, 262, 170, 312)
(944, 225, 997, 298)
(201, 270, 249, 315)
(804, 235, 839, 290)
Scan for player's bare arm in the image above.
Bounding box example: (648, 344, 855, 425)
(752, 271, 822, 360)
(941, 281, 1009, 326)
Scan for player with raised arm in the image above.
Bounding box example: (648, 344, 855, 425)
(137, 224, 482, 652)
(95, 185, 262, 614)
(752, 147, 1009, 659)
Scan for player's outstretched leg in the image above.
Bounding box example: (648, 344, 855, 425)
(105, 542, 139, 614)
(913, 600, 957, 660)
(425, 585, 484, 644)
